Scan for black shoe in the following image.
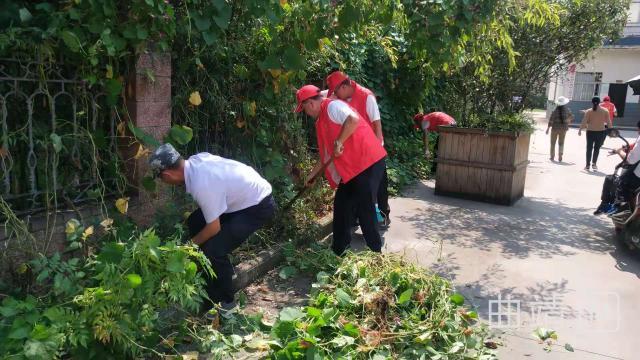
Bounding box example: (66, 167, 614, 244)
(594, 203, 608, 215)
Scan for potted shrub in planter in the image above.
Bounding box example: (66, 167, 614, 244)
(434, 113, 534, 205)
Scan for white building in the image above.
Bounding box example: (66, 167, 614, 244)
(547, 0, 640, 126)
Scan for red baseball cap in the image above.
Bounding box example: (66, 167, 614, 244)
(294, 85, 320, 113)
(413, 113, 424, 129)
(326, 71, 352, 97)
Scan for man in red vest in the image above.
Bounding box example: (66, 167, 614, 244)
(413, 111, 456, 172)
(325, 71, 390, 227)
(294, 84, 387, 255)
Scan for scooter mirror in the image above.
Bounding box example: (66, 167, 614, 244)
(607, 128, 620, 138)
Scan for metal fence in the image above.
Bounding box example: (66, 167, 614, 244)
(0, 58, 123, 215)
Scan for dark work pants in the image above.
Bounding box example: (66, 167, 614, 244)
(617, 168, 640, 205)
(333, 157, 386, 255)
(377, 165, 390, 216)
(430, 134, 440, 174)
(586, 130, 606, 166)
(187, 195, 276, 305)
(349, 162, 390, 225)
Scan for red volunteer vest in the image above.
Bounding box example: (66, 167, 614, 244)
(315, 99, 387, 188)
(600, 101, 615, 121)
(349, 83, 375, 126)
(423, 112, 455, 132)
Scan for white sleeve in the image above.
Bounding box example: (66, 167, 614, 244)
(366, 95, 381, 122)
(327, 100, 358, 125)
(628, 137, 640, 164)
(195, 188, 227, 223)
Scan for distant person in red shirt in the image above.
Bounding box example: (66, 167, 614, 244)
(413, 111, 456, 173)
(600, 96, 617, 122)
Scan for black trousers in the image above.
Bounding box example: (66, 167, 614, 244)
(377, 165, 390, 216)
(586, 130, 606, 166)
(333, 157, 386, 255)
(617, 168, 640, 205)
(430, 134, 440, 174)
(187, 195, 276, 305)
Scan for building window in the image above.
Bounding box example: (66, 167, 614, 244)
(628, 2, 640, 24)
(573, 72, 602, 101)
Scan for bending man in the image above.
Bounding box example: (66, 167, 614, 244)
(149, 144, 276, 310)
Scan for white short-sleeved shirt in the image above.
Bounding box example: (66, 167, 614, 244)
(321, 90, 381, 123)
(184, 153, 272, 223)
(627, 136, 640, 177)
(327, 100, 358, 125)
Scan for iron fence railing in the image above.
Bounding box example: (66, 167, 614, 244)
(0, 58, 123, 215)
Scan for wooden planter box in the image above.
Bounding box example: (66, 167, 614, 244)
(434, 127, 531, 205)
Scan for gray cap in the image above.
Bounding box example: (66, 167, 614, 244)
(148, 143, 182, 178)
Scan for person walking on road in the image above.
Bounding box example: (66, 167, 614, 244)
(600, 95, 617, 123)
(294, 84, 387, 255)
(149, 144, 276, 311)
(325, 70, 390, 228)
(546, 96, 574, 162)
(579, 96, 612, 171)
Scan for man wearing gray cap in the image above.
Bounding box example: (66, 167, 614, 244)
(149, 144, 276, 310)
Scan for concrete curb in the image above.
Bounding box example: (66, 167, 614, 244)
(232, 215, 333, 291)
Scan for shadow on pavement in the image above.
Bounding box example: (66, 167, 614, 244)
(399, 181, 615, 259)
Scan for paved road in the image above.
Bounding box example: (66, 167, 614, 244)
(378, 112, 640, 359)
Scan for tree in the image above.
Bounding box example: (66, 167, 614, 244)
(438, 0, 631, 123)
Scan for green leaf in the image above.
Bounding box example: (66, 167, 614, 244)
(50, 133, 62, 153)
(212, 0, 232, 30)
(97, 242, 125, 264)
(532, 327, 557, 342)
(316, 271, 330, 284)
(23, 339, 52, 359)
(343, 322, 360, 337)
(193, 13, 212, 31)
(105, 78, 122, 97)
(278, 265, 297, 279)
(258, 54, 280, 71)
(306, 307, 322, 318)
(166, 253, 186, 273)
(60, 30, 81, 52)
(335, 288, 351, 306)
(35, 3, 54, 12)
(125, 273, 142, 288)
(283, 47, 305, 70)
(19, 8, 33, 23)
(398, 288, 414, 305)
(330, 335, 355, 347)
(127, 122, 160, 147)
(467, 311, 478, 319)
(450, 293, 465, 306)
(229, 334, 243, 347)
(142, 176, 157, 192)
(168, 125, 193, 145)
(136, 26, 149, 40)
(9, 324, 31, 339)
(185, 261, 197, 277)
(271, 320, 295, 341)
(279, 307, 304, 322)
(202, 30, 217, 46)
(448, 341, 464, 354)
